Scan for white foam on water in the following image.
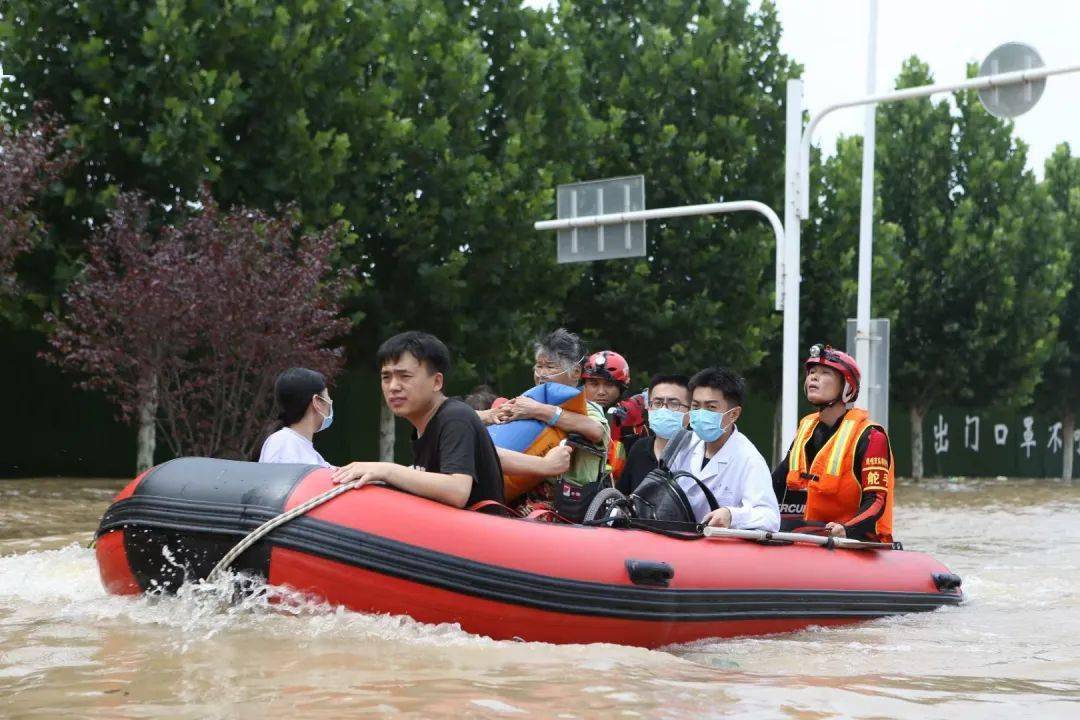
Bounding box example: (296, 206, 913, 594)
(0, 544, 669, 669)
(469, 698, 526, 714)
(0, 544, 488, 650)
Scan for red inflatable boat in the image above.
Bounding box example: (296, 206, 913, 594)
(96, 458, 962, 648)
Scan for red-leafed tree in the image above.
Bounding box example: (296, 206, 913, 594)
(46, 189, 352, 471)
(0, 108, 75, 295)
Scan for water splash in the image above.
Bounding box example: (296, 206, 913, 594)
(0, 544, 489, 649)
(0, 544, 663, 659)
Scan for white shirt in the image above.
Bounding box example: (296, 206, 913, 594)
(668, 426, 780, 531)
(258, 427, 331, 467)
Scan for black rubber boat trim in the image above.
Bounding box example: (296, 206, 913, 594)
(99, 495, 963, 622)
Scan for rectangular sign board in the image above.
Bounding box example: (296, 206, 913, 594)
(556, 175, 646, 263)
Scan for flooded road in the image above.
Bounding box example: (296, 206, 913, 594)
(2, 477, 1078, 718)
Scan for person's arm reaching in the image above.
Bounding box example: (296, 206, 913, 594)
(501, 396, 605, 445)
(496, 445, 573, 477)
(548, 407, 605, 445)
(331, 463, 474, 508)
(332, 419, 481, 509)
(729, 457, 781, 531)
(840, 492, 887, 539)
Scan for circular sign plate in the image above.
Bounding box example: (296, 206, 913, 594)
(978, 42, 1045, 118)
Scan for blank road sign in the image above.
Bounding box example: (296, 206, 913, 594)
(978, 42, 1045, 119)
(556, 175, 646, 263)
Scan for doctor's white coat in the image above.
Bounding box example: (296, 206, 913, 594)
(668, 426, 781, 531)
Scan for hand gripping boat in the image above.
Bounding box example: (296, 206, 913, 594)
(95, 458, 962, 648)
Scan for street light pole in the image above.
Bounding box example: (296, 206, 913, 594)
(780, 79, 803, 457)
(854, 0, 878, 414)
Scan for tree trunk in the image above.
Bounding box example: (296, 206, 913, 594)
(909, 404, 925, 481)
(1063, 411, 1075, 483)
(136, 375, 158, 473)
(379, 401, 395, 462)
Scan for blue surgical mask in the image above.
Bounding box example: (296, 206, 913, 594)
(648, 408, 685, 440)
(316, 396, 334, 432)
(689, 407, 734, 443)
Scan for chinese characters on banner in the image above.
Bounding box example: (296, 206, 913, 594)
(933, 415, 949, 454)
(932, 413, 1080, 459)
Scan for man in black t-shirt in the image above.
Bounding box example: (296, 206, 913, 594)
(332, 332, 504, 507)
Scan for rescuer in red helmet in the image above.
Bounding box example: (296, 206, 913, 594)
(582, 351, 630, 408)
(582, 350, 643, 480)
(772, 343, 895, 542)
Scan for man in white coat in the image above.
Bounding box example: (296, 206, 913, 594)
(668, 367, 780, 531)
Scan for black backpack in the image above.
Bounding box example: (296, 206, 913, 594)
(628, 429, 718, 524)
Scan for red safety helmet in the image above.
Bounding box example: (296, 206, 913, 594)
(583, 350, 630, 390)
(805, 343, 860, 405)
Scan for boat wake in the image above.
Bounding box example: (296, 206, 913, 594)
(0, 544, 491, 649)
(0, 544, 670, 667)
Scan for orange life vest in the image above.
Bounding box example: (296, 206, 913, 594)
(607, 439, 627, 480)
(785, 408, 894, 542)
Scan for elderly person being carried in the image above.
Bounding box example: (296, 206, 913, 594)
(481, 328, 610, 504)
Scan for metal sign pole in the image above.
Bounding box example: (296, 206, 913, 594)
(781, 79, 804, 450)
(854, 0, 879, 415)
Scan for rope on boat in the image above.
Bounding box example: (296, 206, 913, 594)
(207, 479, 364, 583)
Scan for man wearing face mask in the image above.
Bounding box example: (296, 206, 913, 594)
(617, 374, 691, 495)
(667, 368, 779, 531)
(772, 344, 894, 542)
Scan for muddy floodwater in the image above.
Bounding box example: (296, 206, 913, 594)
(1, 477, 1078, 719)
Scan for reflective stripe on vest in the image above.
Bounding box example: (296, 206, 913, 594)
(825, 413, 861, 477)
(787, 415, 819, 489)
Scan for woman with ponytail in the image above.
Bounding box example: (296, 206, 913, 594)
(258, 367, 335, 467)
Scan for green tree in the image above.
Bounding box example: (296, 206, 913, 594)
(1038, 143, 1080, 480)
(784, 135, 901, 463)
(1, 0, 366, 318)
(949, 71, 1066, 413)
(875, 58, 956, 479)
(801, 135, 902, 350)
(877, 58, 1068, 478)
(553, 0, 799, 380)
(2, 0, 595, 459)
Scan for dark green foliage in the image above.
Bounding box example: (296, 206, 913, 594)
(1038, 144, 1080, 417)
(2, 2, 1076, 477)
(555, 0, 799, 381)
(871, 58, 1067, 414)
